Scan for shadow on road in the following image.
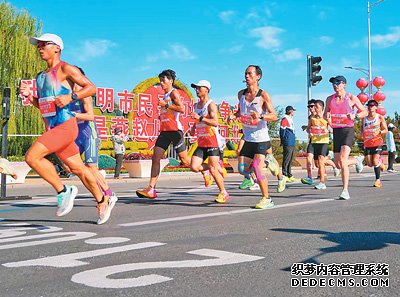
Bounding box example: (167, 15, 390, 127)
(271, 228, 400, 270)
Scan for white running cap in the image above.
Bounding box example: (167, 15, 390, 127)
(30, 33, 64, 50)
(191, 80, 211, 91)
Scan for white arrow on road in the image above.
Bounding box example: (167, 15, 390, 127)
(71, 248, 264, 288)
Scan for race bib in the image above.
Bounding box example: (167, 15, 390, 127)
(38, 96, 56, 117)
(310, 126, 326, 135)
(331, 114, 348, 126)
(240, 114, 258, 127)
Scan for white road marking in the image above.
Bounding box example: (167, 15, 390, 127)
(71, 248, 264, 288)
(3, 242, 165, 268)
(119, 198, 335, 227)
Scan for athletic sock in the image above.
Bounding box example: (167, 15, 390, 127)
(57, 185, 67, 195)
(374, 165, 381, 180)
(104, 188, 113, 196)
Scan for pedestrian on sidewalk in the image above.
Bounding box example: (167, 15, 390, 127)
(111, 127, 128, 179)
(386, 123, 397, 172)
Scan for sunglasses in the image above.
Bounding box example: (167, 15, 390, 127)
(332, 81, 343, 85)
(36, 41, 57, 48)
(368, 104, 378, 107)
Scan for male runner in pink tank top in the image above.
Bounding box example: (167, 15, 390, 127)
(324, 75, 367, 200)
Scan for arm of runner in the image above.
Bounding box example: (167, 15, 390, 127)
(73, 96, 94, 121)
(259, 90, 277, 121)
(324, 96, 332, 125)
(55, 64, 96, 108)
(162, 89, 184, 113)
(202, 102, 219, 127)
(350, 94, 368, 120)
(380, 115, 388, 135)
(360, 118, 365, 138)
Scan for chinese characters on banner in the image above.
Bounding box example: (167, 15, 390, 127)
(21, 79, 241, 148)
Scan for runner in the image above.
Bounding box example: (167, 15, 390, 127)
(189, 80, 229, 203)
(232, 65, 278, 209)
(68, 66, 117, 203)
(307, 100, 330, 190)
(19, 33, 116, 224)
(324, 75, 368, 200)
(361, 99, 388, 187)
(301, 100, 339, 186)
(136, 69, 190, 199)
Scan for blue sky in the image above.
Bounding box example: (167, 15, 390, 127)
(8, 0, 400, 140)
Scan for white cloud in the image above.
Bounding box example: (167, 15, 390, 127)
(219, 10, 236, 23)
(220, 44, 243, 54)
(146, 43, 196, 62)
(274, 48, 302, 62)
(371, 26, 400, 48)
(250, 26, 284, 50)
(74, 39, 117, 61)
(319, 36, 334, 45)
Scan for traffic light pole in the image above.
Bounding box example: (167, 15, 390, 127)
(307, 55, 312, 104)
(1, 88, 11, 198)
(1, 87, 30, 200)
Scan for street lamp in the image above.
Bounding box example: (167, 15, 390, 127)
(344, 66, 369, 77)
(367, 0, 385, 98)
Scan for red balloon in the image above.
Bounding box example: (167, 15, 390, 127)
(356, 78, 369, 90)
(373, 76, 385, 89)
(373, 91, 386, 103)
(376, 106, 386, 116)
(357, 92, 369, 104)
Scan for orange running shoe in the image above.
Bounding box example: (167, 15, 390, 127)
(136, 186, 158, 199)
(373, 180, 382, 188)
(215, 191, 230, 203)
(203, 171, 213, 187)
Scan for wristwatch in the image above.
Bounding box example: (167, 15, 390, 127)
(71, 92, 78, 100)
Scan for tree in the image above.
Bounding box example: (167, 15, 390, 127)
(0, 2, 45, 156)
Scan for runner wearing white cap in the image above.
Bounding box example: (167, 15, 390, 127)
(189, 80, 230, 203)
(19, 33, 116, 224)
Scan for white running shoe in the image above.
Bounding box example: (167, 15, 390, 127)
(56, 185, 78, 217)
(97, 195, 118, 225)
(339, 189, 350, 200)
(333, 167, 340, 177)
(355, 156, 364, 173)
(249, 183, 260, 191)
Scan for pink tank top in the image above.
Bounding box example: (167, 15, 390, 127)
(329, 93, 354, 128)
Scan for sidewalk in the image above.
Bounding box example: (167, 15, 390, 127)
(6, 164, 390, 189)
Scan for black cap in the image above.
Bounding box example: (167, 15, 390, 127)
(114, 127, 122, 133)
(307, 99, 316, 107)
(329, 75, 347, 84)
(367, 99, 378, 106)
(285, 105, 296, 114)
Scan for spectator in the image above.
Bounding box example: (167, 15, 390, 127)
(386, 123, 397, 172)
(111, 127, 128, 179)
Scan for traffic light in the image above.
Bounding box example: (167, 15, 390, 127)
(308, 56, 322, 86)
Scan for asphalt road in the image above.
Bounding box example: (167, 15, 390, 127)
(0, 167, 399, 297)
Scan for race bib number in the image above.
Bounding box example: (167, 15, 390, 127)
(331, 114, 348, 126)
(197, 125, 211, 137)
(363, 129, 378, 140)
(310, 126, 326, 135)
(240, 115, 258, 127)
(38, 96, 56, 117)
